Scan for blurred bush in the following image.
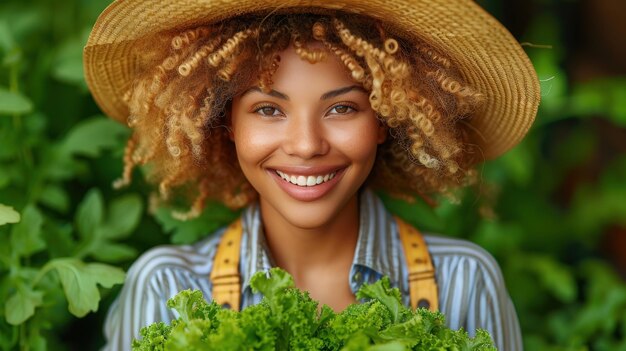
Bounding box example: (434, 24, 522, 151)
(1, 0, 625, 350)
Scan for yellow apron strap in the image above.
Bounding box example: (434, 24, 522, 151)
(209, 218, 243, 311)
(395, 216, 439, 311)
(210, 216, 438, 312)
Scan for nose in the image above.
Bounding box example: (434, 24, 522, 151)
(282, 116, 329, 159)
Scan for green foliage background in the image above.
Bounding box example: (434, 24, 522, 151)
(1, 0, 625, 350)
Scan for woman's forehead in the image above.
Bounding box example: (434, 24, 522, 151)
(267, 45, 365, 99)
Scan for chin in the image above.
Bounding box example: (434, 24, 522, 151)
(261, 191, 357, 231)
(286, 200, 345, 229)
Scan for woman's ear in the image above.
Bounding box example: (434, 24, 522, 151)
(377, 120, 388, 144)
(227, 126, 235, 141)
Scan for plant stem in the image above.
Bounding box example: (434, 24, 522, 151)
(31, 261, 55, 288)
(10, 63, 21, 130)
(9, 54, 35, 201)
(19, 323, 27, 351)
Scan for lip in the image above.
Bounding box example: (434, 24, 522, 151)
(269, 165, 344, 176)
(268, 166, 346, 202)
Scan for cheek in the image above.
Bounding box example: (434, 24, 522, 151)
(332, 119, 382, 162)
(232, 123, 278, 168)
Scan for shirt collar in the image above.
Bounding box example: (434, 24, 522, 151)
(239, 188, 400, 294)
(351, 188, 398, 284)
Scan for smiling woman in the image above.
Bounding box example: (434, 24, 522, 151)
(84, 2, 539, 350)
(230, 46, 387, 310)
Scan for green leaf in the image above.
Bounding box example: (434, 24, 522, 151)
(356, 276, 404, 323)
(52, 31, 88, 88)
(166, 290, 207, 323)
(52, 57, 85, 87)
(10, 205, 45, 257)
(0, 203, 20, 225)
(38, 184, 70, 212)
(250, 267, 294, 307)
(25, 329, 46, 351)
(83, 262, 127, 288)
(61, 117, 128, 157)
(0, 87, 33, 115)
(75, 189, 104, 240)
(0, 20, 14, 51)
(101, 194, 143, 240)
(90, 242, 137, 263)
(526, 255, 577, 303)
(5, 286, 44, 325)
(48, 258, 125, 317)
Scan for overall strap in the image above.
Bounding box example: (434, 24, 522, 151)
(210, 216, 439, 312)
(395, 216, 439, 311)
(209, 218, 243, 311)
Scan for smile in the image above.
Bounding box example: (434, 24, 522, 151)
(275, 170, 336, 187)
(268, 167, 346, 202)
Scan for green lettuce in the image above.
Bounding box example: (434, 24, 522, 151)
(132, 268, 496, 350)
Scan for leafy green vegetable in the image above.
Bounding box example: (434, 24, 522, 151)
(0, 203, 20, 225)
(133, 268, 496, 351)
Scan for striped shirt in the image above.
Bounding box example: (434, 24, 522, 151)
(103, 189, 522, 350)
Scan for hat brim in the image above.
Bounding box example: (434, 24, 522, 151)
(84, 0, 540, 160)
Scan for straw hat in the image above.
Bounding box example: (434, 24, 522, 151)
(84, 0, 540, 160)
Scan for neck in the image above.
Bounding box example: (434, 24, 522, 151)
(259, 194, 360, 287)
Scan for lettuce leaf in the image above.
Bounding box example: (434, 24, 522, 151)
(132, 268, 497, 351)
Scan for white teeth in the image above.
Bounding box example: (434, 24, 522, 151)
(297, 176, 307, 186)
(306, 176, 317, 186)
(275, 170, 338, 187)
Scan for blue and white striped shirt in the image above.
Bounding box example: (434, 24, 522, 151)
(103, 189, 522, 350)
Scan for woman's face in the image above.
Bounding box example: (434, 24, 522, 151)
(230, 45, 386, 229)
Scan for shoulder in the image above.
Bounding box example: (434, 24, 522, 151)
(421, 235, 522, 350)
(103, 225, 240, 350)
(423, 234, 507, 290)
(129, 227, 225, 279)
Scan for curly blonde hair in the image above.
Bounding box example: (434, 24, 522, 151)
(117, 13, 485, 219)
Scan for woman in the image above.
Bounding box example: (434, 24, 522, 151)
(84, 1, 539, 350)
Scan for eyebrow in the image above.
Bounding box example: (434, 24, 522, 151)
(320, 85, 367, 100)
(240, 85, 367, 101)
(240, 87, 290, 100)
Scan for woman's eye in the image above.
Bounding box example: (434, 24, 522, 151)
(254, 105, 281, 116)
(329, 104, 355, 115)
